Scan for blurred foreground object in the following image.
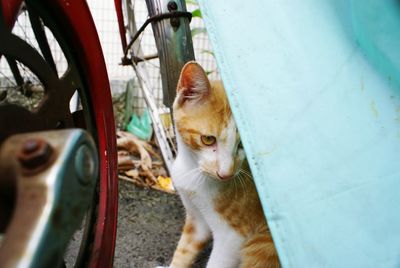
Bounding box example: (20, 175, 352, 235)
(198, 0, 400, 267)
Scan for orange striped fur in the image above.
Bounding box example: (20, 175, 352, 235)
(170, 215, 210, 268)
(215, 161, 280, 268)
(168, 62, 280, 268)
(174, 79, 232, 152)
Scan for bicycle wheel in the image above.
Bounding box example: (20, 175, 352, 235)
(115, 0, 194, 174)
(0, 1, 117, 267)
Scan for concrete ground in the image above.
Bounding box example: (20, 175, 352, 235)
(114, 181, 211, 268)
(113, 181, 184, 267)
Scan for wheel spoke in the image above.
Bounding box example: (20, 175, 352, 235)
(27, 4, 57, 74)
(72, 110, 86, 129)
(60, 68, 80, 101)
(5, 57, 24, 86)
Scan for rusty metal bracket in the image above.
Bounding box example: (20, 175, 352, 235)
(0, 129, 98, 267)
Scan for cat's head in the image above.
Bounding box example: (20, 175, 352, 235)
(173, 61, 244, 181)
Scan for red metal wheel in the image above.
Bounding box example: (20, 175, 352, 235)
(0, 0, 118, 267)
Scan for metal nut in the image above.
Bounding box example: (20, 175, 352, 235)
(17, 139, 54, 171)
(170, 17, 180, 28)
(167, 1, 178, 11)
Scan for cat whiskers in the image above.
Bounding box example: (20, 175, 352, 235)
(236, 168, 254, 198)
(230, 176, 239, 200)
(236, 173, 248, 197)
(238, 168, 253, 180)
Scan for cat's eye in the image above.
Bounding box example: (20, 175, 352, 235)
(201, 135, 216, 146)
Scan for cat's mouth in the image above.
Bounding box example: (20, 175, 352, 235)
(216, 172, 234, 181)
(203, 170, 235, 182)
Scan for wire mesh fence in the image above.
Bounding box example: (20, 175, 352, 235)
(88, 0, 218, 78)
(88, 0, 219, 114)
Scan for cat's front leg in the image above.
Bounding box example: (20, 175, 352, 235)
(170, 214, 211, 268)
(206, 230, 243, 268)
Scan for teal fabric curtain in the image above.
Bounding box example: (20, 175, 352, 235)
(197, 0, 400, 267)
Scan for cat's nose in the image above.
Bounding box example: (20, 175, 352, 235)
(216, 171, 234, 181)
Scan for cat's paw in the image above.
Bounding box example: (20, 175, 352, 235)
(155, 266, 170, 268)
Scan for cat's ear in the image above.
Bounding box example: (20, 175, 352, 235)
(176, 61, 210, 105)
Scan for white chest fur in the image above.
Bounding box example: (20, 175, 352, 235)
(172, 149, 221, 231)
(171, 142, 244, 267)
(172, 133, 244, 242)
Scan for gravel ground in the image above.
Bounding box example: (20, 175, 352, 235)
(114, 181, 212, 268)
(114, 181, 185, 268)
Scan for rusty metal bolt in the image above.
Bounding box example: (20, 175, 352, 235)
(167, 1, 178, 11)
(167, 1, 180, 28)
(17, 139, 54, 171)
(170, 17, 180, 28)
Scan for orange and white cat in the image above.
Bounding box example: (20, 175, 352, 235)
(167, 62, 280, 268)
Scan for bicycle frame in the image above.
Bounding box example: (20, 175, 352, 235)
(115, 0, 128, 51)
(114, 0, 195, 172)
(114, 0, 195, 108)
